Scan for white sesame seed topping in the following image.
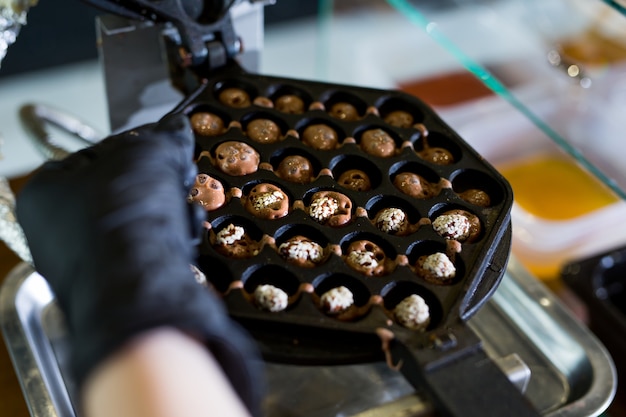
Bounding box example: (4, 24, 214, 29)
(432, 214, 471, 241)
(309, 196, 339, 222)
(394, 294, 430, 331)
(216, 224, 245, 245)
(254, 284, 289, 312)
(279, 240, 323, 262)
(348, 250, 379, 269)
(252, 190, 285, 211)
(422, 252, 456, 278)
(376, 208, 406, 233)
(320, 286, 354, 314)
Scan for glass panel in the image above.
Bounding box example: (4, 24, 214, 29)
(303, 0, 626, 283)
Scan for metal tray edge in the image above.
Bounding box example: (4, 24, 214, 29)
(0, 259, 617, 417)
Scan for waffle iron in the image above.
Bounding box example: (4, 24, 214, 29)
(81, 1, 542, 416)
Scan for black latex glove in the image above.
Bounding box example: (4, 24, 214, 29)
(16, 113, 263, 416)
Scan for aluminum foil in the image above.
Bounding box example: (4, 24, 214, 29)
(0, 0, 37, 66)
(0, 175, 32, 264)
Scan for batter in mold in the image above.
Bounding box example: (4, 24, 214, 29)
(213, 141, 260, 176)
(276, 155, 314, 184)
(301, 124, 340, 150)
(245, 119, 282, 144)
(307, 190, 353, 227)
(212, 223, 262, 259)
(190, 112, 225, 136)
(244, 183, 290, 220)
(393, 172, 444, 199)
(337, 169, 371, 192)
(218, 87, 251, 108)
(187, 173, 226, 211)
(275, 94, 305, 114)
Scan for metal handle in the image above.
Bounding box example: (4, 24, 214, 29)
(389, 324, 542, 417)
(19, 103, 101, 161)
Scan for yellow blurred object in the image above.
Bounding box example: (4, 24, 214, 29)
(559, 27, 626, 67)
(499, 154, 619, 221)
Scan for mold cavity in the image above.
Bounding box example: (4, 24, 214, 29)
(451, 169, 507, 208)
(242, 182, 290, 220)
(322, 91, 368, 121)
(312, 273, 371, 316)
(244, 265, 301, 312)
(187, 105, 230, 137)
(354, 125, 401, 158)
(214, 80, 257, 108)
(365, 195, 421, 222)
(415, 131, 462, 166)
(268, 85, 313, 114)
(209, 216, 265, 260)
(366, 196, 421, 236)
(296, 118, 344, 151)
(330, 155, 382, 191)
(407, 241, 464, 285)
(240, 111, 288, 144)
(429, 205, 483, 244)
(376, 96, 424, 128)
(340, 232, 397, 277)
(390, 161, 443, 200)
(274, 224, 330, 268)
(304, 189, 354, 227)
(270, 148, 321, 184)
(381, 280, 442, 331)
(195, 256, 234, 294)
(211, 141, 261, 177)
(275, 224, 329, 248)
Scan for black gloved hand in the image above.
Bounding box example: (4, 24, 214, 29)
(16, 114, 263, 416)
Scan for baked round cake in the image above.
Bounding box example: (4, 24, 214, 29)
(213, 223, 261, 259)
(393, 172, 438, 199)
(360, 128, 396, 158)
(329, 102, 359, 121)
(417, 143, 454, 165)
(344, 240, 389, 276)
(254, 284, 289, 312)
(276, 155, 314, 184)
(320, 286, 354, 314)
(337, 169, 371, 192)
(275, 94, 305, 114)
(308, 191, 352, 227)
(416, 252, 456, 284)
(245, 118, 282, 144)
(278, 236, 324, 268)
(393, 294, 430, 331)
(301, 124, 339, 150)
(384, 110, 414, 128)
(214, 141, 260, 176)
(187, 173, 226, 211)
(373, 207, 411, 236)
(244, 183, 290, 220)
(190, 112, 225, 136)
(218, 87, 251, 108)
(458, 189, 491, 207)
(432, 209, 481, 243)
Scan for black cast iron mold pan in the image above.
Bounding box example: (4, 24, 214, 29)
(168, 61, 541, 417)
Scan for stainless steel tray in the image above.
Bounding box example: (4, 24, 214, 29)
(0, 258, 616, 417)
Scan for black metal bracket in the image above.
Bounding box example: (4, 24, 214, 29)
(81, 0, 240, 71)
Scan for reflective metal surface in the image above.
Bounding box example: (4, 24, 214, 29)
(0, 258, 616, 417)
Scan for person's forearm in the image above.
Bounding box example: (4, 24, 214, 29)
(83, 327, 253, 417)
